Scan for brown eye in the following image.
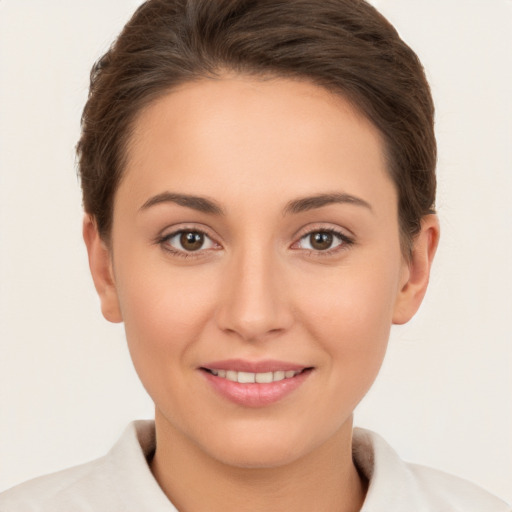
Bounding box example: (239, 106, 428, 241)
(180, 231, 204, 251)
(162, 229, 217, 255)
(296, 230, 349, 253)
(310, 232, 334, 250)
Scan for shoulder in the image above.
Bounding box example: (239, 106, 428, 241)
(353, 428, 511, 512)
(407, 463, 511, 512)
(0, 455, 117, 511)
(0, 420, 172, 512)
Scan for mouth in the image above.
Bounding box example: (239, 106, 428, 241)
(199, 360, 314, 407)
(201, 367, 310, 383)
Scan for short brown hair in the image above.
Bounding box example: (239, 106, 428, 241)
(77, 0, 436, 254)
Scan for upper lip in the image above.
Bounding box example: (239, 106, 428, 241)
(200, 359, 309, 373)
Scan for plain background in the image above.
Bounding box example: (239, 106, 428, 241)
(0, 0, 511, 503)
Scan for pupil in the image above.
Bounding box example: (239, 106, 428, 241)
(180, 232, 204, 251)
(311, 232, 333, 250)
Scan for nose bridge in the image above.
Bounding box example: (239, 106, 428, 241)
(216, 238, 292, 342)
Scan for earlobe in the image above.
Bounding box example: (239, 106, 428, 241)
(82, 215, 123, 323)
(392, 214, 440, 325)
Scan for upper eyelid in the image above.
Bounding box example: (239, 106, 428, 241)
(293, 222, 354, 241)
(298, 229, 348, 241)
(160, 224, 217, 240)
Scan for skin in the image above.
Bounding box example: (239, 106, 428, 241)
(84, 76, 439, 512)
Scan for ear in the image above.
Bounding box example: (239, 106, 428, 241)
(392, 214, 440, 325)
(82, 215, 123, 323)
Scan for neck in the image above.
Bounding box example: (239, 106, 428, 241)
(150, 412, 367, 512)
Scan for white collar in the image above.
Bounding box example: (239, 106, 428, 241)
(106, 420, 508, 512)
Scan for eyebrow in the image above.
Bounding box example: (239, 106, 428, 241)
(139, 192, 225, 215)
(139, 191, 372, 216)
(283, 193, 372, 215)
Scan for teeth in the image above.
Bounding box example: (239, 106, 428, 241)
(238, 371, 255, 383)
(273, 370, 285, 382)
(255, 372, 273, 383)
(209, 369, 302, 383)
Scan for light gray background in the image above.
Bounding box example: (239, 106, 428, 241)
(1, 0, 511, 503)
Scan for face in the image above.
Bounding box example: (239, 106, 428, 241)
(86, 76, 433, 468)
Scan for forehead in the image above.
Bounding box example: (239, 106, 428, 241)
(119, 76, 395, 218)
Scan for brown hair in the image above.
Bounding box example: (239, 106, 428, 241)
(77, 0, 436, 254)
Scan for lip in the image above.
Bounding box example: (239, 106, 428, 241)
(201, 359, 307, 373)
(199, 359, 313, 407)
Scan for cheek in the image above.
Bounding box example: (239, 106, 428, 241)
(299, 261, 398, 337)
(114, 257, 217, 388)
(296, 259, 400, 385)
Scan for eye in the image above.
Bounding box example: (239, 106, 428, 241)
(295, 229, 352, 253)
(160, 229, 218, 256)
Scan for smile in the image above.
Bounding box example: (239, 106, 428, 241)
(205, 369, 303, 383)
(200, 361, 313, 407)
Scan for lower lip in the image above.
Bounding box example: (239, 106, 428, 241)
(201, 369, 312, 407)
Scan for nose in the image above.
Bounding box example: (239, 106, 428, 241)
(215, 244, 294, 342)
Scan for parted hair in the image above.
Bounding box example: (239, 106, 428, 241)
(77, 0, 436, 254)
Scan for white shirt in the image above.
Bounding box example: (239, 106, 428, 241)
(0, 420, 509, 511)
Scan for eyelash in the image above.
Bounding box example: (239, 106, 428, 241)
(294, 228, 354, 257)
(156, 227, 354, 259)
(156, 228, 219, 259)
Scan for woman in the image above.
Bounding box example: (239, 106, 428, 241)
(0, 0, 510, 510)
